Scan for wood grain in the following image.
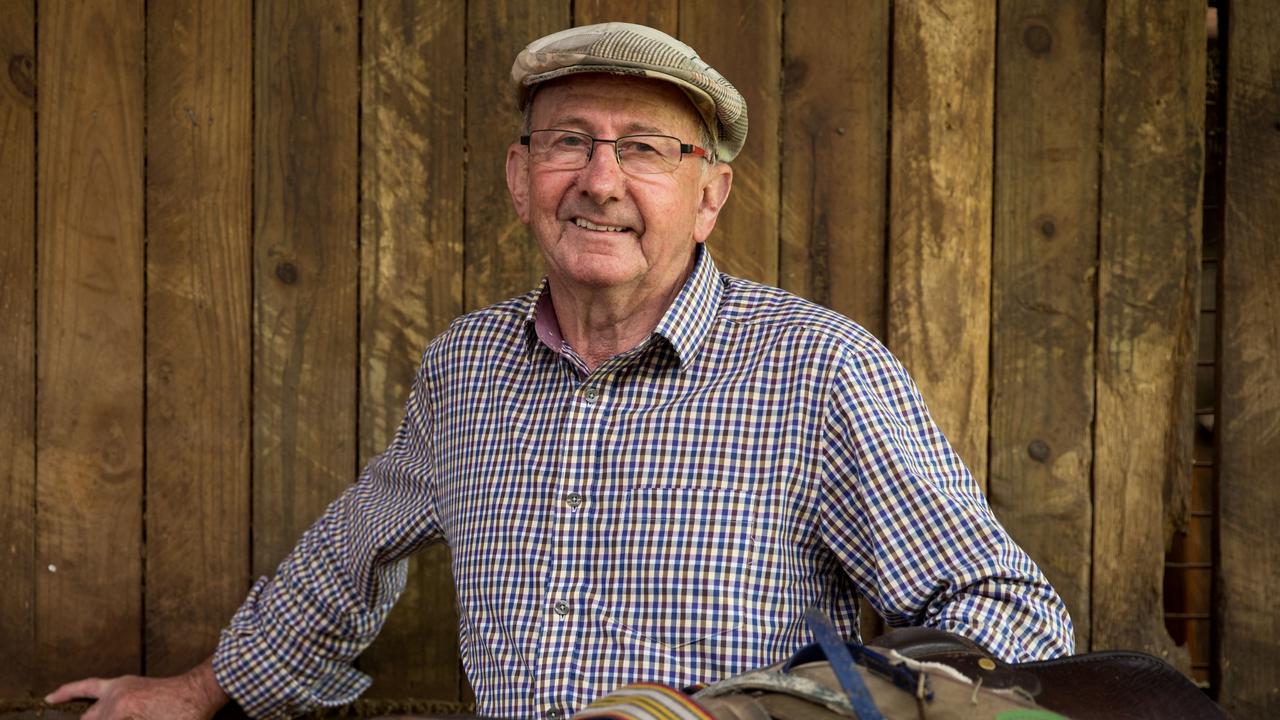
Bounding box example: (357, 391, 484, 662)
(1091, 0, 1203, 666)
(780, 0, 889, 644)
(252, 0, 360, 577)
(35, 0, 145, 685)
(989, 0, 1102, 651)
(781, 0, 888, 339)
(0, 0, 35, 696)
(357, 0, 464, 699)
(574, 0, 676, 31)
(680, 0, 781, 285)
(463, 0, 569, 310)
(144, 0, 252, 675)
(1217, 0, 1280, 712)
(887, 0, 996, 488)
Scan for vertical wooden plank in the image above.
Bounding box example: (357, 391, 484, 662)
(1092, 0, 1203, 664)
(989, 0, 1102, 651)
(464, 0, 569, 310)
(357, 0, 464, 699)
(1218, 0, 1280, 712)
(253, 0, 360, 577)
(0, 0, 35, 697)
(680, 0, 781, 286)
(574, 0, 676, 32)
(36, 0, 145, 685)
(145, 0, 252, 675)
(781, 0, 889, 644)
(781, 0, 888, 338)
(887, 0, 995, 487)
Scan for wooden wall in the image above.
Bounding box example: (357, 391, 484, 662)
(0, 0, 1274, 712)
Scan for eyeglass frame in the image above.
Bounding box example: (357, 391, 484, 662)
(519, 128, 710, 175)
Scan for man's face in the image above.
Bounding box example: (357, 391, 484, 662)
(506, 74, 732, 297)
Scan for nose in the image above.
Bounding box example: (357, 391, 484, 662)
(578, 140, 626, 204)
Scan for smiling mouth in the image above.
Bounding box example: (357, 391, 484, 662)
(573, 217, 632, 233)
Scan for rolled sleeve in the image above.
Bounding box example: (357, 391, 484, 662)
(213, 369, 442, 718)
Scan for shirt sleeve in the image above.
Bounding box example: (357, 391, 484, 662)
(818, 340, 1075, 662)
(212, 364, 443, 719)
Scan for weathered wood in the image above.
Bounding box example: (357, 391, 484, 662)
(35, 0, 145, 685)
(780, 0, 889, 643)
(1217, 0, 1280, 712)
(464, 1, 569, 310)
(574, 0, 676, 31)
(0, 0, 35, 697)
(144, 0, 252, 675)
(357, 0, 464, 699)
(252, 0, 360, 577)
(887, 0, 995, 488)
(680, 0, 781, 285)
(1092, 0, 1203, 667)
(781, 0, 888, 339)
(989, 0, 1102, 652)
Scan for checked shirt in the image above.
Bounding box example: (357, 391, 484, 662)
(212, 247, 1074, 719)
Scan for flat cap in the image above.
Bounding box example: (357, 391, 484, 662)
(511, 22, 748, 162)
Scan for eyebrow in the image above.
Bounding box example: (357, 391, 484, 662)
(544, 115, 673, 136)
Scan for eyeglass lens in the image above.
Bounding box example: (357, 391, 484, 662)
(526, 130, 685, 174)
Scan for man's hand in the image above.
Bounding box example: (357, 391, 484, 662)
(44, 656, 228, 720)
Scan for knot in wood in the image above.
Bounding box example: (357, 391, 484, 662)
(1028, 439, 1051, 463)
(8, 54, 36, 100)
(275, 261, 299, 285)
(1023, 23, 1053, 56)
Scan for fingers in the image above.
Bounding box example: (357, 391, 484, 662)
(45, 676, 107, 704)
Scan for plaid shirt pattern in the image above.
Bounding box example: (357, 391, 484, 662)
(213, 247, 1074, 719)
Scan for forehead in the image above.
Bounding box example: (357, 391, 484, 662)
(528, 74, 703, 137)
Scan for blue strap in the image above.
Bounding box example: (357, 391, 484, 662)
(803, 608, 886, 720)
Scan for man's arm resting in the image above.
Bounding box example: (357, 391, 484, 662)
(45, 656, 228, 720)
(820, 346, 1075, 662)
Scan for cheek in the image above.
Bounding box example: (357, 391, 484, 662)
(528, 172, 569, 216)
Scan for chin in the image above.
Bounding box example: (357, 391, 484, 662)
(559, 257, 641, 290)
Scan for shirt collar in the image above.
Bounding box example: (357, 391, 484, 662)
(522, 244, 724, 370)
(650, 244, 723, 369)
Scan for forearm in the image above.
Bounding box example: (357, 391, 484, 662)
(189, 656, 230, 715)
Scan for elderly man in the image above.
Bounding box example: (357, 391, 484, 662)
(48, 22, 1072, 720)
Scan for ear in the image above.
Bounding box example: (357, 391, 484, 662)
(692, 163, 733, 244)
(506, 141, 531, 224)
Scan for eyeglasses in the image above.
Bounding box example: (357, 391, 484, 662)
(520, 129, 709, 175)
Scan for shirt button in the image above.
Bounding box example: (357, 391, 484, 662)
(564, 492, 583, 509)
(545, 710, 562, 720)
(553, 600, 570, 616)
(582, 386, 599, 403)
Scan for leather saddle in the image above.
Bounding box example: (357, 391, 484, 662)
(865, 627, 1230, 720)
(688, 624, 1230, 719)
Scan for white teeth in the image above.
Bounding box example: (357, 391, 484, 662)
(574, 218, 627, 232)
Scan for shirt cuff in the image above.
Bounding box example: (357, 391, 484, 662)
(213, 577, 373, 719)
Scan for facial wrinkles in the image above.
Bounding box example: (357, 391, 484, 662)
(552, 121, 700, 243)
(525, 76, 707, 292)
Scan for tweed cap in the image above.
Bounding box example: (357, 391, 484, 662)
(512, 22, 748, 162)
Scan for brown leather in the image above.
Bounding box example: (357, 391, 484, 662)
(869, 628, 1231, 720)
(698, 694, 775, 720)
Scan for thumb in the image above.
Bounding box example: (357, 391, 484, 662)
(45, 677, 107, 704)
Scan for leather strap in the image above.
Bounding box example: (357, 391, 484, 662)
(803, 609, 885, 720)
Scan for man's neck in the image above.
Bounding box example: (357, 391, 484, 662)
(547, 272, 688, 372)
